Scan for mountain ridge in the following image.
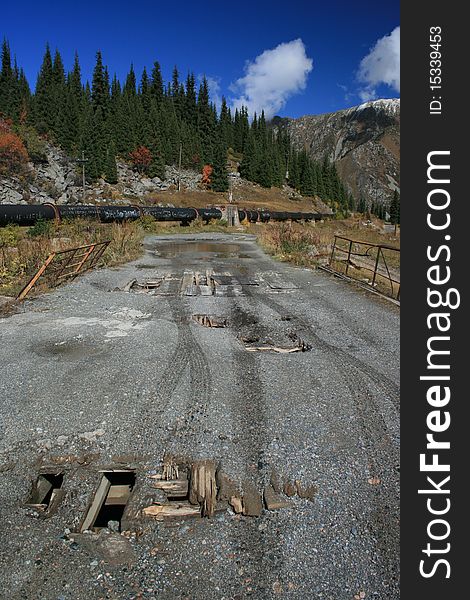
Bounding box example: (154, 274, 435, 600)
(274, 98, 400, 206)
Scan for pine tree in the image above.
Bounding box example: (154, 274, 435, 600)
(91, 50, 108, 114)
(150, 61, 163, 103)
(1, 37, 361, 201)
(34, 44, 54, 131)
(240, 128, 257, 182)
(197, 76, 215, 164)
(210, 141, 228, 192)
(0, 39, 15, 117)
(390, 190, 400, 225)
(184, 72, 197, 126)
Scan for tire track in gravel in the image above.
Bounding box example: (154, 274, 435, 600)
(132, 277, 212, 451)
(245, 284, 400, 589)
(255, 288, 400, 411)
(225, 292, 286, 598)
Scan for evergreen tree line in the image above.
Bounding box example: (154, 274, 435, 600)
(356, 190, 400, 223)
(1, 39, 356, 207)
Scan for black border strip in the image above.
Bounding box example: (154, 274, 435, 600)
(401, 3, 466, 597)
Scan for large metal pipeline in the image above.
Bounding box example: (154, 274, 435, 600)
(0, 203, 327, 227)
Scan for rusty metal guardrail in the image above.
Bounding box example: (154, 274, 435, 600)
(17, 240, 110, 300)
(325, 235, 400, 301)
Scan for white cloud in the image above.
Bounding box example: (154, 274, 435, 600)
(358, 26, 400, 100)
(204, 75, 222, 109)
(230, 39, 313, 119)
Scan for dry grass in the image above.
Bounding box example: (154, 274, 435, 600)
(143, 181, 325, 213)
(0, 219, 145, 297)
(255, 216, 400, 298)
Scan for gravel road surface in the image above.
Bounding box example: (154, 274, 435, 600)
(0, 233, 399, 600)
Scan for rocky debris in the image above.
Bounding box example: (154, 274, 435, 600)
(71, 530, 137, 565)
(242, 482, 263, 517)
(263, 485, 293, 511)
(278, 98, 400, 206)
(295, 480, 317, 501)
(216, 471, 240, 502)
(0, 141, 204, 205)
(283, 479, 317, 502)
(283, 481, 297, 497)
(229, 496, 243, 514)
(78, 429, 106, 443)
(164, 165, 202, 190)
(0, 179, 26, 204)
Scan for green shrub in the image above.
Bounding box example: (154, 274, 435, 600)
(0, 224, 21, 247)
(28, 218, 54, 238)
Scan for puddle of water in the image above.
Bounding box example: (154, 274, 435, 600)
(135, 264, 158, 269)
(156, 242, 245, 258)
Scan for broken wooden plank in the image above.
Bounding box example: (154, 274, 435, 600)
(180, 272, 194, 295)
(245, 345, 302, 354)
(229, 496, 243, 514)
(263, 485, 293, 511)
(199, 285, 214, 296)
(264, 276, 298, 290)
(212, 275, 233, 286)
(149, 479, 189, 497)
(123, 279, 137, 293)
(31, 476, 53, 504)
(161, 458, 179, 481)
(105, 484, 132, 505)
(80, 476, 111, 532)
(142, 503, 201, 519)
(189, 460, 217, 517)
(26, 503, 48, 511)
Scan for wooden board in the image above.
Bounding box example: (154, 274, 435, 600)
(80, 476, 111, 532)
(143, 502, 200, 519)
(150, 479, 189, 498)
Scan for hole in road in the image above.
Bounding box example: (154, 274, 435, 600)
(144, 460, 218, 519)
(124, 279, 162, 294)
(80, 471, 135, 532)
(135, 264, 158, 269)
(156, 242, 243, 258)
(241, 333, 311, 354)
(192, 314, 227, 328)
(27, 473, 64, 511)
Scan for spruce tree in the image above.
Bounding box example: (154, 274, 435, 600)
(91, 50, 108, 114)
(390, 190, 400, 225)
(0, 39, 15, 117)
(197, 77, 215, 164)
(210, 142, 228, 192)
(184, 72, 197, 126)
(150, 61, 163, 103)
(34, 44, 54, 131)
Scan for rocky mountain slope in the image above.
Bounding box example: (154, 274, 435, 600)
(275, 99, 400, 205)
(0, 142, 204, 206)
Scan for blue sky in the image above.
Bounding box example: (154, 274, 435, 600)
(2, 0, 400, 118)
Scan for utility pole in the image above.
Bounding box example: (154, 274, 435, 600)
(228, 173, 233, 203)
(178, 142, 182, 192)
(76, 151, 89, 200)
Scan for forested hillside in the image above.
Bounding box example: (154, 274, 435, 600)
(0, 40, 354, 212)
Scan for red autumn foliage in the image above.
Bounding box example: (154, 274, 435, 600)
(129, 145, 152, 173)
(0, 118, 29, 174)
(202, 164, 213, 185)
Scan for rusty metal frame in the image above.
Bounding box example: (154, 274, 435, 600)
(17, 240, 110, 300)
(328, 235, 400, 300)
